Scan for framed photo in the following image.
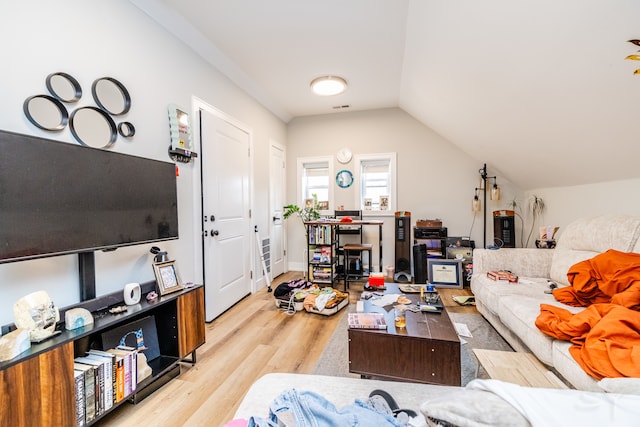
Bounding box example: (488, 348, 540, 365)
(427, 259, 463, 289)
(317, 200, 329, 210)
(152, 260, 184, 295)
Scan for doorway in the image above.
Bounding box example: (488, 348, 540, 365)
(269, 141, 286, 279)
(199, 106, 252, 322)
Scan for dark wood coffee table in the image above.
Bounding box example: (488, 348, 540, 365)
(348, 283, 461, 385)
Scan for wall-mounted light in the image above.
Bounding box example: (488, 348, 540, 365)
(310, 76, 348, 96)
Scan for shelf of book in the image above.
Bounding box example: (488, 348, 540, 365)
(0, 284, 205, 427)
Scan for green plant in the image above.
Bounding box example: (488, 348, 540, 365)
(525, 195, 545, 247)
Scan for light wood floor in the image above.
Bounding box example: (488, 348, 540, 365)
(98, 272, 476, 426)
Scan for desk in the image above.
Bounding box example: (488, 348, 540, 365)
(305, 220, 383, 288)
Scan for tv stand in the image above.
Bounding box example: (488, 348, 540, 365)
(0, 283, 205, 426)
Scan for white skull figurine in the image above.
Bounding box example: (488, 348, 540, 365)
(13, 291, 60, 342)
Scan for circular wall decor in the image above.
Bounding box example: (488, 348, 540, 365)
(118, 122, 136, 138)
(337, 147, 352, 164)
(69, 106, 117, 149)
(23, 94, 69, 131)
(91, 77, 131, 116)
(336, 169, 354, 188)
(45, 72, 82, 103)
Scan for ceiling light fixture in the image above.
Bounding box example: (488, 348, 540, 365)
(310, 76, 347, 96)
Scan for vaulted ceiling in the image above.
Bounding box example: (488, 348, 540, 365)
(133, 0, 640, 190)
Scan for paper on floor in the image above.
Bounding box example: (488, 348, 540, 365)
(454, 322, 473, 338)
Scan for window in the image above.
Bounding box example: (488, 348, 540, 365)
(297, 156, 333, 214)
(355, 153, 396, 215)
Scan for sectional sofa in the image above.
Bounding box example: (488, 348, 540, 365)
(470, 214, 640, 391)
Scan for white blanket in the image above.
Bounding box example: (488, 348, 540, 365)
(467, 379, 640, 427)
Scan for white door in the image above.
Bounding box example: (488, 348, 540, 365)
(269, 141, 286, 278)
(200, 108, 252, 321)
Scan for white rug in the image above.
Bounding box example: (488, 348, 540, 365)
(312, 306, 513, 385)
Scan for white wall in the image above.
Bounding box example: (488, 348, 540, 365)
(523, 178, 640, 244)
(286, 108, 522, 271)
(0, 1, 286, 326)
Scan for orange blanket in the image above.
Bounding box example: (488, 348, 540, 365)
(552, 249, 640, 309)
(536, 303, 640, 379)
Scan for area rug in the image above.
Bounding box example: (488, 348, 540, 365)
(312, 307, 513, 386)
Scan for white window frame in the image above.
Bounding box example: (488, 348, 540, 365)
(353, 152, 397, 217)
(296, 156, 334, 216)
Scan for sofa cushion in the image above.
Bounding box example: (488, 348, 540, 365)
(471, 275, 551, 318)
(552, 341, 600, 392)
(550, 215, 640, 286)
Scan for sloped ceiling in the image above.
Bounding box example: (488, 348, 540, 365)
(132, 0, 640, 190)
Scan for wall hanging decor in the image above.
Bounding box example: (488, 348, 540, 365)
(23, 72, 135, 149)
(167, 104, 197, 163)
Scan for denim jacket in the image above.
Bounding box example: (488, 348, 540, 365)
(247, 388, 404, 427)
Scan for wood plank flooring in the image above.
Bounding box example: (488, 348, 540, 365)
(97, 273, 476, 426)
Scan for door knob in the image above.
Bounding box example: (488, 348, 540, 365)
(212, 230, 220, 236)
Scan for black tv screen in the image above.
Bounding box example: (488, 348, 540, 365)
(0, 130, 179, 263)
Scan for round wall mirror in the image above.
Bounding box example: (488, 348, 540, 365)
(336, 170, 354, 188)
(69, 106, 117, 149)
(23, 95, 69, 131)
(46, 72, 82, 103)
(118, 121, 136, 138)
(91, 77, 131, 116)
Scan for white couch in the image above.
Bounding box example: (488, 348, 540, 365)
(470, 214, 640, 391)
(230, 373, 640, 426)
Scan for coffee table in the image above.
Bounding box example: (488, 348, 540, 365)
(348, 283, 461, 385)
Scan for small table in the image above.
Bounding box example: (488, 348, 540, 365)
(473, 349, 567, 389)
(348, 283, 461, 385)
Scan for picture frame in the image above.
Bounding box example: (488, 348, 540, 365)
(427, 259, 463, 289)
(152, 260, 184, 296)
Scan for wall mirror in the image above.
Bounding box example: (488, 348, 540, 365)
(23, 95, 69, 131)
(69, 106, 117, 149)
(92, 77, 131, 115)
(46, 72, 82, 103)
(336, 169, 354, 188)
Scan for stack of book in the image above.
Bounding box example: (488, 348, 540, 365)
(73, 346, 138, 426)
(348, 312, 387, 329)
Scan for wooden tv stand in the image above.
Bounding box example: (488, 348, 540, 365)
(0, 283, 205, 426)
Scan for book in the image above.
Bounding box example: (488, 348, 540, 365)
(348, 313, 387, 329)
(75, 356, 106, 416)
(106, 349, 127, 401)
(86, 350, 116, 410)
(74, 369, 86, 427)
(74, 363, 96, 423)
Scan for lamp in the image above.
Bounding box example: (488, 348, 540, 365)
(473, 163, 501, 247)
(472, 189, 481, 212)
(310, 76, 347, 96)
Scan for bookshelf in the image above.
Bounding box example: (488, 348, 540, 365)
(0, 283, 205, 426)
(306, 222, 338, 286)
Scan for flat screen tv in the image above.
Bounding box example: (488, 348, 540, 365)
(0, 129, 179, 264)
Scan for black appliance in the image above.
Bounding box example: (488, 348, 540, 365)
(0, 129, 179, 264)
(493, 210, 516, 248)
(412, 244, 427, 284)
(414, 227, 447, 258)
(394, 212, 411, 281)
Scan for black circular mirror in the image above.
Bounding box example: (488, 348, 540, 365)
(46, 72, 82, 103)
(69, 106, 117, 149)
(91, 77, 131, 116)
(118, 122, 136, 138)
(23, 94, 69, 131)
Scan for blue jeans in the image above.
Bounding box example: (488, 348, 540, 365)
(247, 388, 403, 427)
